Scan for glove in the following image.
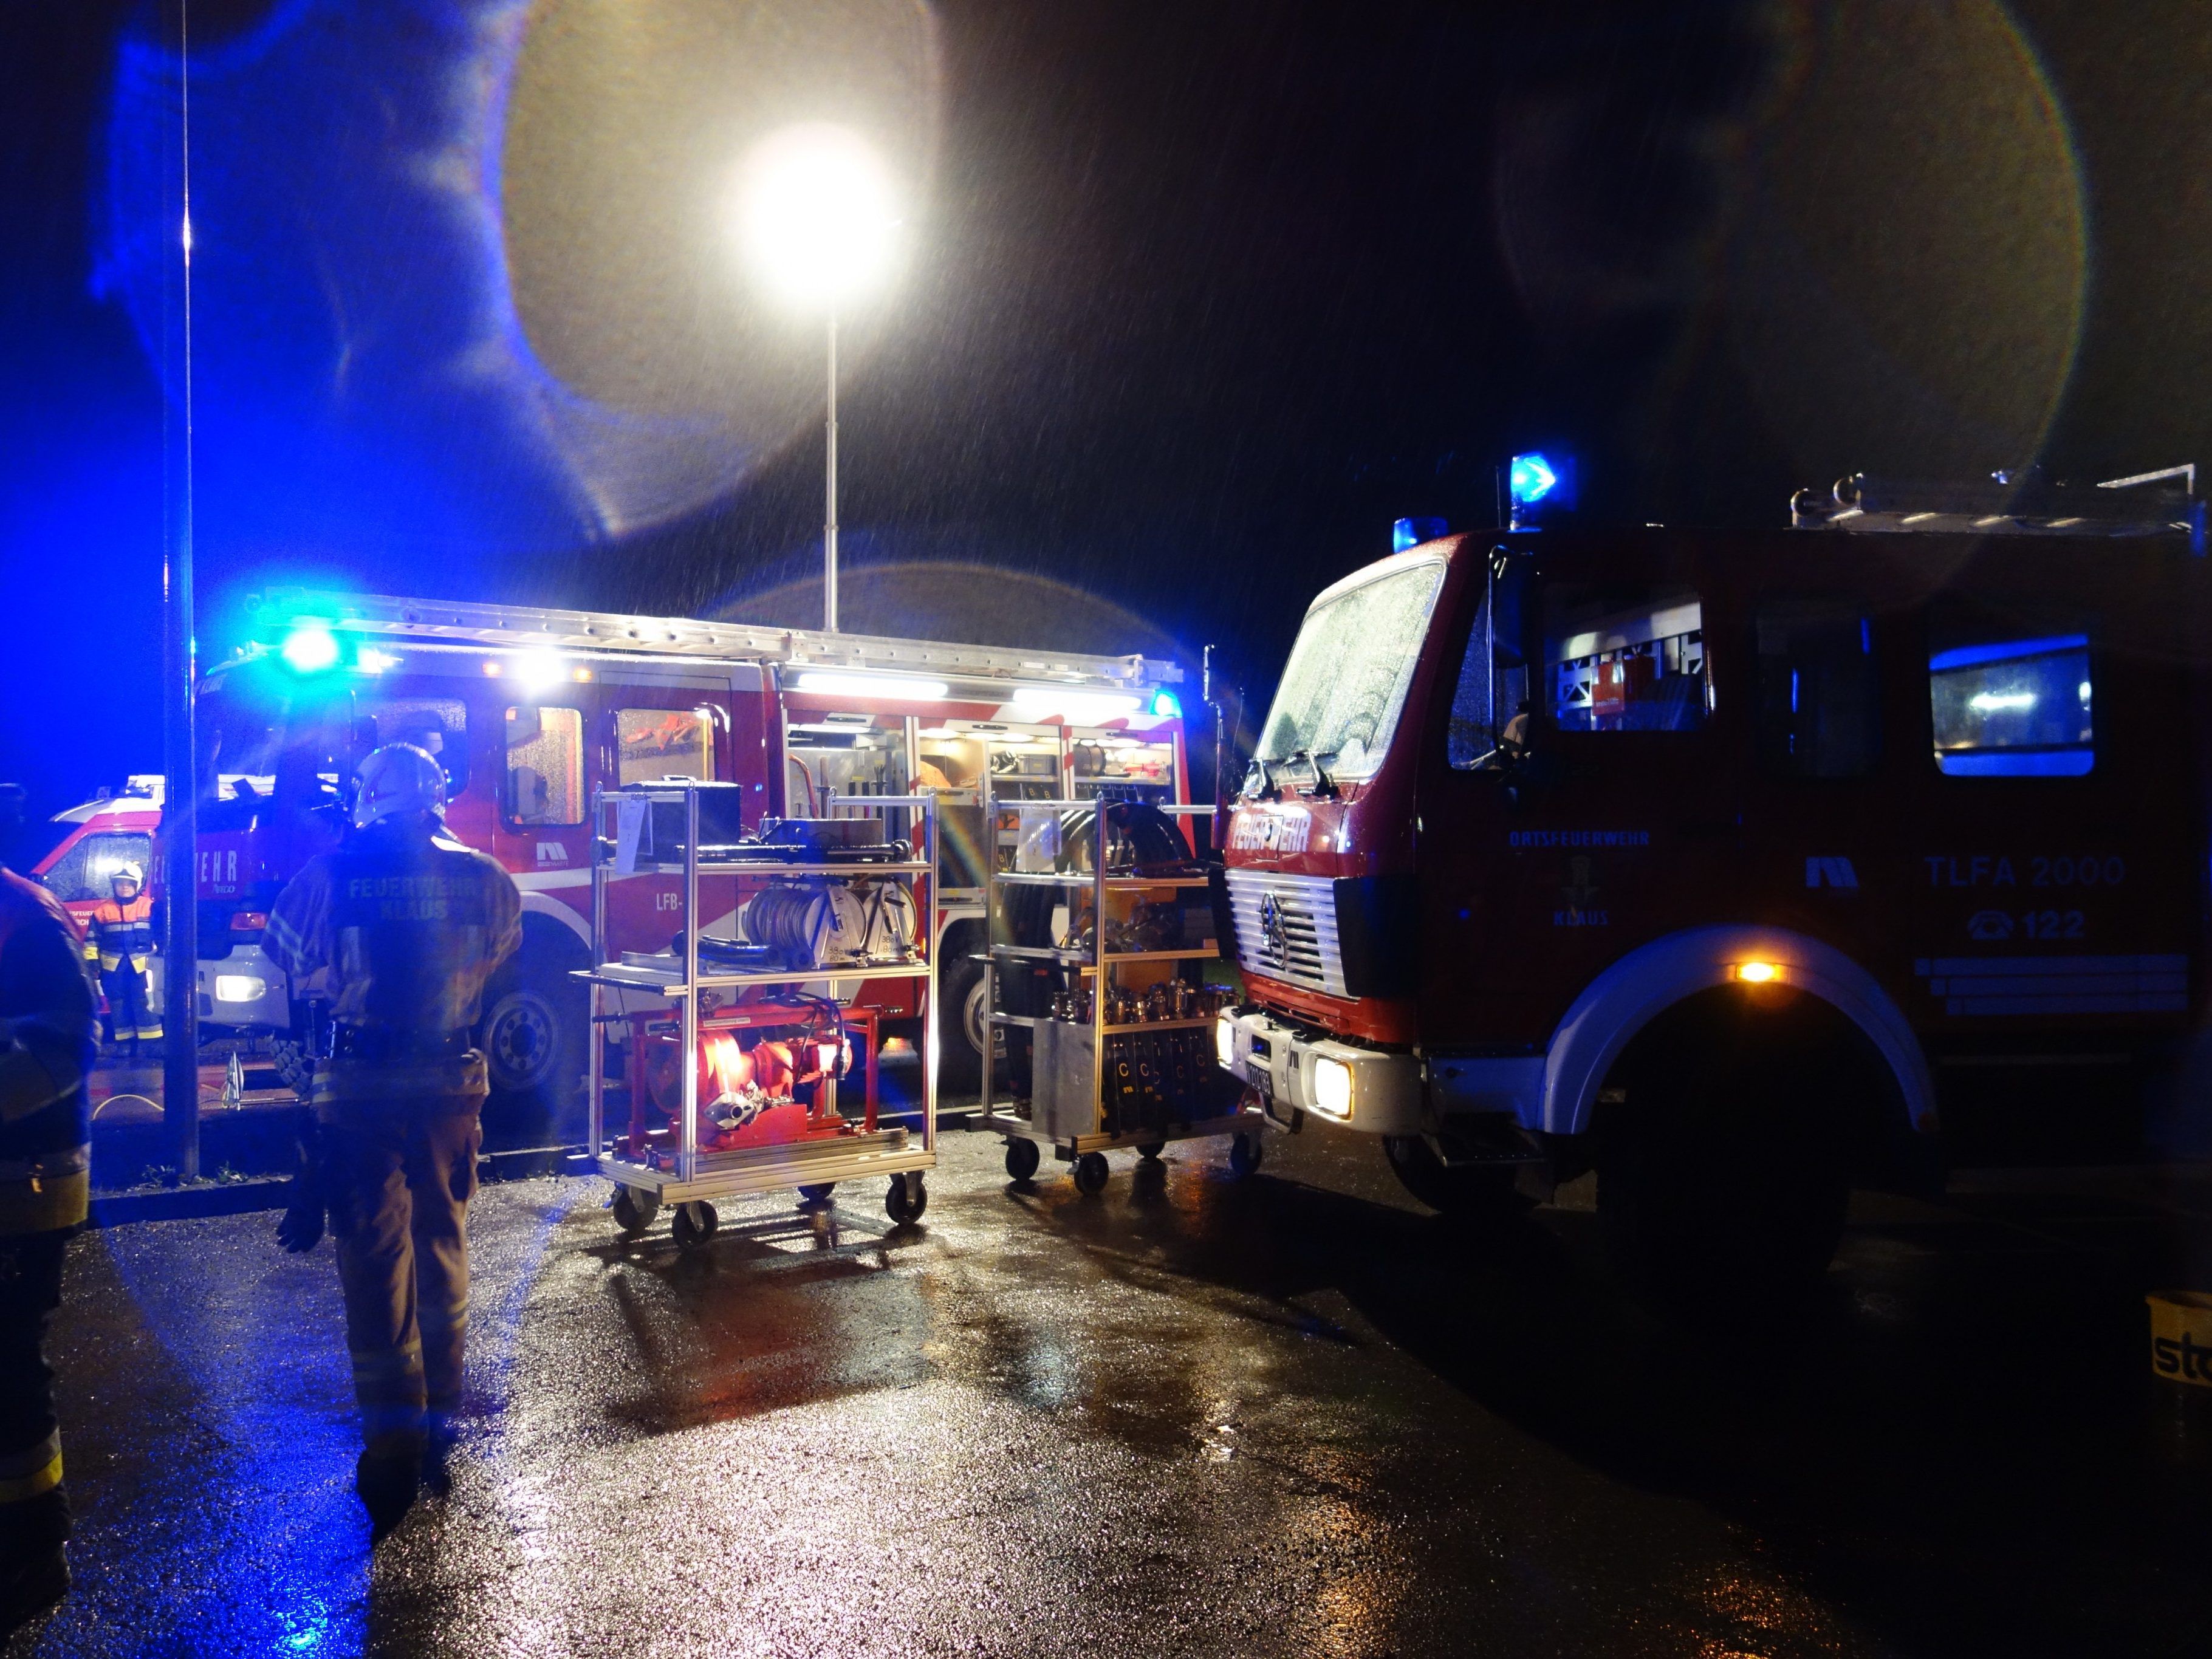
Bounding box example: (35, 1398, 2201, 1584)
(276, 1116, 327, 1253)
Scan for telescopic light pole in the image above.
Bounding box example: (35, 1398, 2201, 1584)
(735, 123, 900, 637)
(824, 310, 838, 632)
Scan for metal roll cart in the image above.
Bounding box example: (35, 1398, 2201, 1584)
(577, 782, 939, 1247)
(976, 783, 1261, 1194)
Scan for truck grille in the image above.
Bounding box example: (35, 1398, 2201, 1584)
(1223, 869, 1346, 998)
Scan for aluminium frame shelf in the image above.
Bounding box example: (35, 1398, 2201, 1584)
(972, 1107, 1256, 1158)
(990, 871, 1212, 890)
(597, 860, 934, 878)
(583, 781, 941, 1214)
(977, 771, 1258, 1182)
(580, 959, 930, 996)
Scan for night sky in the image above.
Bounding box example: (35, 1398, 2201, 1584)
(6, 0, 2212, 821)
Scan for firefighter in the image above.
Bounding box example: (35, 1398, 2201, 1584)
(86, 863, 160, 1056)
(264, 743, 521, 1532)
(0, 853, 98, 1637)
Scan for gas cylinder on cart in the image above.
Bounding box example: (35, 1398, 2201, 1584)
(641, 1024, 826, 1151)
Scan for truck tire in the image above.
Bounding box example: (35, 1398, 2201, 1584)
(1596, 1004, 1853, 1296)
(478, 945, 587, 1149)
(1381, 1135, 1525, 1222)
(938, 953, 988, 1096)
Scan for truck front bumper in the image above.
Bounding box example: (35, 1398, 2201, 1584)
(194, 944, 291, 1031)
(1214, 1007, 1425, 1136)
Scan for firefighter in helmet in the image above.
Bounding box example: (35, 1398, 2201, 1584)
(264, 743, 521, 1532)
(0, 844, 98, 1635)
(86, 862, 160, 1056)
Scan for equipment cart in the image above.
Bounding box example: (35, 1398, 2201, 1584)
(976, 779, 1261, 1194)
(578, 781, 940, 1247)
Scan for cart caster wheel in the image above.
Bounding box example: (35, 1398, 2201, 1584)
(1072, 1151, 1111, 1196)
(1137, 1141, 1165, 1162)
(1228, 1132, 1264, 1179)
(610, 1186, 659, 1238)
(797, 1183, 837, 1209)
(1004, 1138, 1041, 1182)
(670, 1200, 719, 1251)
(886, 1175, 927, 1225)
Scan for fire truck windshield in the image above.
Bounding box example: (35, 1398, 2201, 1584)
(1255, 557, 1445, 784)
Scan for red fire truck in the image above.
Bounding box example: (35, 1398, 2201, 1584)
(1213, 472, 2211, 1285)
(183, 589, 1191, 1141)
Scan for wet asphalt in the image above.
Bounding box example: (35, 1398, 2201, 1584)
(15, 1116, 2212, 1658)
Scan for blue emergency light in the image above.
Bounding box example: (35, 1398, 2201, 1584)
(1150, 689, 1182, 719)
(1392, 516, 1448, 553)
(1509, 453, 1558, 507)
(279, 620, 341, 673)
(1508, 451, 1577, 530)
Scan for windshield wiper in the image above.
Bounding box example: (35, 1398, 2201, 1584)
(1282, 750, 1340, 799)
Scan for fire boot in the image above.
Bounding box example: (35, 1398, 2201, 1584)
(0, 1547, 68, 1640)
(354, 1448, 419, 1534)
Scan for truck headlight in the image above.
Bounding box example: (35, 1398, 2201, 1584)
(1312, 1056, 1354, 1120)
(213, 974, 266, 1003)
(1214, 1015, 1237, 1070)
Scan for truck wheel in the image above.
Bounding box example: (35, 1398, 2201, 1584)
(1381, 1135, 1525, 1221)
(479, 954, 587, 1149)
(1597, 1035, 1852, 1296)
(938, 954, 987, 1096)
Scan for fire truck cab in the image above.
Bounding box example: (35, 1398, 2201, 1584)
(191, 590, 1189, 1141)
(1216, 473, 2211, 1284)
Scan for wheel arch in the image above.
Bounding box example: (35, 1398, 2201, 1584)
(516, 894, 591, 956)
(1541, 924, 1935, 1139)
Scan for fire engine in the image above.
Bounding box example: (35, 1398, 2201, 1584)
(174, 589, 1191, 1141)
(1213, 467, 2211, 1285)
(31, 780, 163, 936)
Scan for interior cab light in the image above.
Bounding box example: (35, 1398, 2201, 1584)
(481, 660, 504, 677)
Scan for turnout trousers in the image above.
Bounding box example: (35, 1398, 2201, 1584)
(0, 1231, 70, 1560)
(324, 1100, 482, 1459)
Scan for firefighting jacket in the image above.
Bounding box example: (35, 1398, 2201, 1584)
(87, 892, 155, 972)
(0, 869, 98, 1235)
(264, 821, 521, 1103)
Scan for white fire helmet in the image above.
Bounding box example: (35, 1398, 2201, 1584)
(110, 861, 145, 893)
(352, 742, 448, 828)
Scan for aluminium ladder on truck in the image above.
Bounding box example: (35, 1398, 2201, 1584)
(577, 781, 940, 1247)
(974, 765, 1261, 1196)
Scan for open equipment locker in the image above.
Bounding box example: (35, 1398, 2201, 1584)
(578, 781, 940, 1247)
(975, 771, 1261, 1194)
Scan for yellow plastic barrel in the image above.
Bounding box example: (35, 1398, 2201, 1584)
(2148, 1291, 2212, 1389)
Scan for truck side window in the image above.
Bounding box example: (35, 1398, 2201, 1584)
(1448, 561, 1531, 768)
(1756, 604, 1878, 777)
(361, 697, 470, 794)
(1929, 633, 2093, 776)
(39, 832, 152, 904)
(505, 706, 586, 826)
(617, 707, 715, 784)
(1544, 583, 1709, 733)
